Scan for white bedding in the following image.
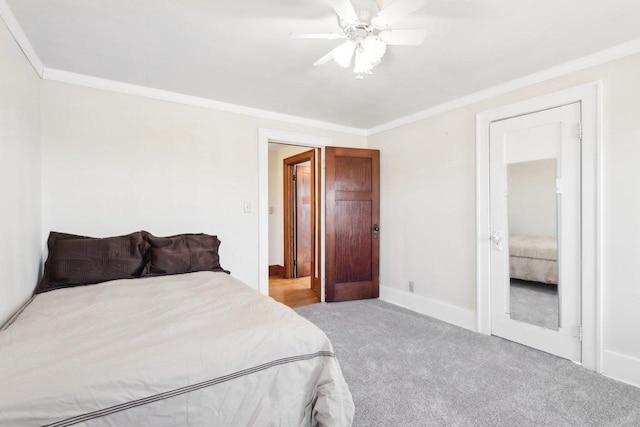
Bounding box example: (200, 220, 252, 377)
(0, 272, 354, 426)
(509, 235, 557, 261)
(509, 235, 558, 284)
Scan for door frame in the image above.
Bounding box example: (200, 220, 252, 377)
(258, 129, 330, 301)
(283, 150, 316, 283)
(476, 82, 603, 372)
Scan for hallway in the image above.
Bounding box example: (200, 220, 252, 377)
(269, 276, 319, 309)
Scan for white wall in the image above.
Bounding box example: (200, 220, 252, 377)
(508, 159, 557, 238)
(371, 106, 478, 315)
(267, 144, 311, 266)
(0, 18, 41, 324)
(40, 81, 366, 289)
(368, 52, 640, 386)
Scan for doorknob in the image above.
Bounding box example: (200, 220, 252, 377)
(373, 224, 380, 239)
(490, 232, 502, 250)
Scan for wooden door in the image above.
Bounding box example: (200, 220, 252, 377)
(295, 165, 312, 277)
(326, 147, 380, 302)
(283, 150, 317, 289)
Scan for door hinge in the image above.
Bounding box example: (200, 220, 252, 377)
(577, 123, 583, 141)
(293, 173, 297, 182)
(578, 324, 583, 342)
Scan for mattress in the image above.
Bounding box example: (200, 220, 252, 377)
(509, 235, 558, 284)
(509, 235, 557, 261)
(0, 271, 354, 426)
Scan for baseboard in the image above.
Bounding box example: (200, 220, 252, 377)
(268, 265, 285, 277)
(379, 286, 477, 331)
(602, 350, 640, 388)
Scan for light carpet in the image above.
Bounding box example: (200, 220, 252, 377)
(296, 299, 640, 426)
(510, 279, 559, 330)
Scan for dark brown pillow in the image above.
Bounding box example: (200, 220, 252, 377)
(142, 231, 229, 276)
(36, 231, 150, 294)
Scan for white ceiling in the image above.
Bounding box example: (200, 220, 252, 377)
(7, 0, 640, 129)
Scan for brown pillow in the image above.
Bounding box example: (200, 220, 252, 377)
(36, 231, 150, 294)
(142, 231, 229, 276)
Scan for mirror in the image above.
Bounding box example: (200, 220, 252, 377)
(507, 159, 559, 330)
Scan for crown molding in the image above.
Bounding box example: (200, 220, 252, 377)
(41, 68, 368, 136)
(3, 0, 640, 138)
(1, 1, 365, 135)
(0, 0, 44, 77)
(367, 38, 640, 136)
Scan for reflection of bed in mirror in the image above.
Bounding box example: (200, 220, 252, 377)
(509, 235, 558, 284)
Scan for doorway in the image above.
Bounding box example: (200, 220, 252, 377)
(476, 83, 602, 371)
(267, 143, 320, 308)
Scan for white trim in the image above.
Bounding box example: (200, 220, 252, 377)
(476, 110, 492, 336)
(42, 68, 368, 137)
(39, 37, 640, 138)
(38, 33, 640, 138)
(0, 0, 44, 77)
(596, 87, 605, 373)
(258, 129, 331, 300)
(380, 286, 476, 331)
(476, 82, 603, 372)
(601, 350, 640, 388)
(368, 39, 640, 136)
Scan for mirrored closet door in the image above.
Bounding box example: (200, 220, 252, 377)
(489, 102, 582, 362)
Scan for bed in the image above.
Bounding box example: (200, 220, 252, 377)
(0, 231, 354, 427)
(509, 235, 558, 284)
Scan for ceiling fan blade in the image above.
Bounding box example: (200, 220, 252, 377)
(372, 0, 424, 29)
(313, 41, 356, 67)
(290, 33, 345, 40)
(325, 0, 359, 25)
(379, 29, 427, 46)
(313, 50, 335, 66)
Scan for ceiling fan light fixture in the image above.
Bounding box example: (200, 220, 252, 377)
(361, 35, 386, 63)
(332, 41, 357, 67)
(297, 0, 426, 78)
(354, 51, 373, 75)
(353, 36, 386, 76)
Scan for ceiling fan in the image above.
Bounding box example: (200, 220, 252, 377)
(291, 0, 426, 79)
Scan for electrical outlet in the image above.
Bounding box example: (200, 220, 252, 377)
(269, 206, 274, 215)
(409, 281, 415, 292)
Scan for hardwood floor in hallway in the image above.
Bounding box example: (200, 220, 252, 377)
(269, 276, 320, 309)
